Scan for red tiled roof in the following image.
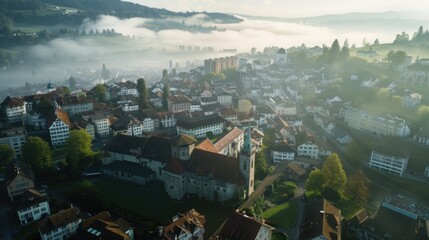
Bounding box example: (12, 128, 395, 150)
(195, 139, 218, 153)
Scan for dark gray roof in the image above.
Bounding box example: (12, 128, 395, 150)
(373, 144, 409, 159)
(102, 161, 155, 178)
(176, 114, 226, 129)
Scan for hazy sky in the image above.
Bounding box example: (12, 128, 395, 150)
(131, 0, 429, 17)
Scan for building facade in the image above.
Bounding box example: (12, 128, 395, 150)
(15, 190, 50, 225)
(38, 207, 82, 240)
(0, 127, 26, 159)
(369, 145, 409, 176)
(176, 115, 226, 139)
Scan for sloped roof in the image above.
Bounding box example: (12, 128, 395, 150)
(13, 189, 48, 211)
(47, 109, 71, 128)
(288, 162, 306, 176)
(187, 149, 244, 185)
(214, 127, 244, 151)
(218, 211, 273, 240)
(164, 209, 206, 240)
(195, 139, 218, 153)
(39, 207, 81, 234)
(111, 115, 141, 131)
(176, 114, 226, 129)
(0, 96, 25, 107)
(300, 199, 342, 240)
(5, 161, 35, 185)
(171, 134, 197, 147)
(103, 135, 172, 163)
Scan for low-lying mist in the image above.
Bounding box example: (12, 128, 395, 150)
(0, 13, 424, 89)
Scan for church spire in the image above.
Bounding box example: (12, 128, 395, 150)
(243, 125, 252, 155)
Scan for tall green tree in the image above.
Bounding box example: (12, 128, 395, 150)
(162, 84, 170, 110)
(345, 169, 370, 204)
(23, 137, 53, 176)
(93, 84, 107, 101)
(384, 50, 407, 67)
(321, 153, 347, 191)
(65, 130, 93, 176)
(305, 169, 325, 194)
(101, 63, 110, 79)
(0, 144, 14, 169)
(328, 39, 341, 62)
(137, 78, 149, 110)
(255, 152, 268, 180)
(340, 39, 350, 59)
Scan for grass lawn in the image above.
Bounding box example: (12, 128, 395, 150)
(334, 199, 364, 220)
(262, 201, 298, 228)
(95, 179, 235, 236)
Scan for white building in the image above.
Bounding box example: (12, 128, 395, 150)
(217, 91, 233, 106)
(14, 189, 50, 225)
(48, 109, 71, 147)
(0, 96, 26, 124)
(369, 145, 409, 176)
(0, 127, 26, 159)
(38, 207, 82, 240)
(141, 118, 154, 132)
(272, 141, 296, 163)
(121, 103, 139, 112)
(59, 95, 94, 116)
(176, 114, 226, 138)
(342, 105, 410, 137)
(84, 114, 112, 137)
(156, 112, 177, 128)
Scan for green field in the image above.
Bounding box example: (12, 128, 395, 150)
(262, 201, 298, 228)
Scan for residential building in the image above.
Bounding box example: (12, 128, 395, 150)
(401, 92, 422, 109)
(84, 113, 112, 137)
(121, 102, 139, 112)
(300, 199, 342, 240)
(111, 115, 143, 136)
(219, 107, 238, 124)
(412, 121, 429, 145)
(4, 162, 35, 201)
(213, 127, 244, 157)
(267, 97, 297, 116)
(0, 96, 26, 124)
(14, 189, 50, 225)
(204, 56, 236, 74)
(217, 91, 233, 106)
(0, 127, 26, 158)
(38, 207, 82, 240)
(48, 109, 71, 146)
(369, 145, 409, 176)
(74, 119, 96, 140)
(74, 211, 134, 240)
(217, 211, 274, 240)
(287, 162, 307, 181)
(168, 95, 191, 113)
(59, 95, 94, 116)
(155, 112, 177, 128)
(112, 81, 139, 97)
(293, 132, 319, 159)
(272, 141, 296, 163)
(102, 134, 172, 180)
(142, 118, 154, 133)
(163, 209, 206, 240)
(176, 114, 226, 138)
(330, 126, 352, 144)
(342, 105, 410, 137)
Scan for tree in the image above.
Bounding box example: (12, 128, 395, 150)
(278, 181, 297, 200)
(23, 137, 53, 177)
(162, 69, 168, 79)
(305, 169, 325, 194)
(255, 152, 268, 180)
(68, 180, 109, 212)
(65, 130, 93, 176)
(345, 169, 370, 204)
(384, 50, 407, 67)
(321, 153, 347, 192)
(93, 84, 107, 101)
(137, 78, 149, 110)
(328, 39, 341, 62)
(162, 84, 170, 110)
(373, 39, 380, 46)
(0, 144, 14, 169)
(68, 76, 76, 90)
(340, 39, 350, 59)
(101, 63, 110, 80)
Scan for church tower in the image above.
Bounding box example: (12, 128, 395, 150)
(240, 126, 255, 197)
